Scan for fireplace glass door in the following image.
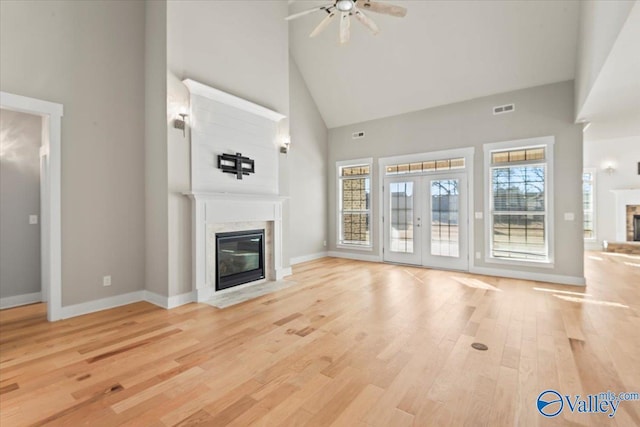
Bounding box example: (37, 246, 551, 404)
(216, 229, 265, 290)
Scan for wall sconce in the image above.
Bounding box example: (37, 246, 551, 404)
(174, 113, 188, 137)
(280, 136, 291, 154)
(604, 164, 616, 175)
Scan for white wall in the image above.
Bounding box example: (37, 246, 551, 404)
(329, 81, 584, 282)
(0, 109, 42, 299)
(575, 0, 635, 118)
(0, 1, 146, 306)
(584, 135, 640, 248)
(166, 0, 290, 296)
(289, 59, 329, 261)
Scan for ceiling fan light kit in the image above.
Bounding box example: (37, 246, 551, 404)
(287, 0, 407, 44)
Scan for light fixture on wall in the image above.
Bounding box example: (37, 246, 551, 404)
(280, 136, 291, 154)
(174, 113, 188, 137)
(604, 164, 616, 175)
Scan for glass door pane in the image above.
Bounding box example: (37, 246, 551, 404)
(430, 179, 459, 257)
(390, 181, 414, 253)
(383, 177, 422, 265)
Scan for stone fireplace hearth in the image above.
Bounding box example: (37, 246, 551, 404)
(612, 189, 640, 243)
(626, 205, 640, 241)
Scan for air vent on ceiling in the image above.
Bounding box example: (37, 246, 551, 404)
(493, 104, 515, 115)
(352, 131, 365, 139)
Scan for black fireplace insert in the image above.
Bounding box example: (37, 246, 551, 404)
(216, 229, 265, 291)
(634, 215, 640, 242)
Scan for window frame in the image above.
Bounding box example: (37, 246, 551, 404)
(337, 158, 373, 251)
(483, 136, 555, 267)
(582, 168, 597, 242)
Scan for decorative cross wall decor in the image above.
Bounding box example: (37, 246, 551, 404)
(217, 152, 255, 180)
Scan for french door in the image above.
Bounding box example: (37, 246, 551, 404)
(383, 172, 468, 270)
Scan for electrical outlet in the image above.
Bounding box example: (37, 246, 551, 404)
(476, 252, 481, 260)
(29, 215, 38, 224)
(564, 212, 575, 221)
(103, 275, 112, 287)
(474, 212, 483, 220)
(323, 240, 327, 247)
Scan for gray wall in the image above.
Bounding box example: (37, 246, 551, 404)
(145, 0, 169, 297)
(289, 59, 329, 260)
(584, 135, 640, 248)
(0, 1, 146, 305)
(328, 80, 584, 280)
(0, 109, 42, 298)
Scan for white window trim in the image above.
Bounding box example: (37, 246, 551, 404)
(337, 157, 373, 251)
(483, 136, 555, 268)
(583, 168, 597, 242)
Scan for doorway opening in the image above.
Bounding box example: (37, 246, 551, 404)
(0, 109, 44, 310)
(0, 92, 63, 321)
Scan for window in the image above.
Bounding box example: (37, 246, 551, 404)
(485, 137, 554, 264)
(583, 169, 596, 240)
(338, 159, 372, 249)
(385, 157, 465, 175)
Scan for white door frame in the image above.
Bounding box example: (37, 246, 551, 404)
(378, 147, 475, 271)
(1, 91, 63, 321)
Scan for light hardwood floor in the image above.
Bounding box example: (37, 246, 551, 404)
(1, 253, 639, 426)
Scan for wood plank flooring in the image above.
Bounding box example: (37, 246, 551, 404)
(1, 252, 639, 426)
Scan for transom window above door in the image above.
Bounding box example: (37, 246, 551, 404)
(385, 157, 465, 175)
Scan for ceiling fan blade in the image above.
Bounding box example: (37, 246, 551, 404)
(357, 0, 407, 18)
(285, 6, 324, 21)
(310, 12, 336, 38)
(339, 12, 351, 44)
(354, 8, 379, 35)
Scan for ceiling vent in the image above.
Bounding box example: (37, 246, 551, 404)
(352, 131, 365, 139)
(493, 104, 515, 115)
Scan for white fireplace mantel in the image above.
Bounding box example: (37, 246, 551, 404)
(611, 189, 640, 242)
(183, 79, 289, 302)
(184, 192, 289, 302)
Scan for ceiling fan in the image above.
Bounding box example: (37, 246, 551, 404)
(286, 0, 407, 44)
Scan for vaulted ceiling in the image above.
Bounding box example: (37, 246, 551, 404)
(289, 0, 580, 128)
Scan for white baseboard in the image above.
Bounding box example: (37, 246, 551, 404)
(195, 287, 213, 303)
(290, 252, 328, 265)
(469, 266, 586, 286)
(281, 267, 293, 277)
(275, 267, 292, 280)
(143, 290, 168, 308)
(166, 291, 195, 309)
(584, 241, 603, 251)
(60, 291, 145, 319)
(0, 292, 42, 309)
(327, 251, 382, 263)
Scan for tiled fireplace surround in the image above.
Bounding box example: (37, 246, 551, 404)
(186, 193, 287, 302)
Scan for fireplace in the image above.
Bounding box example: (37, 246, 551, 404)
(626, 205, 640, 241)
(216, 229, 265, 291)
